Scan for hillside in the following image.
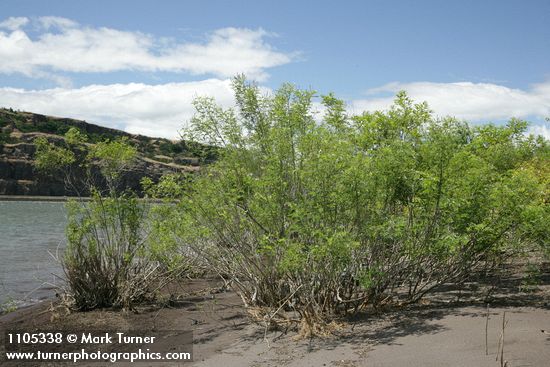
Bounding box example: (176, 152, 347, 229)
(0, 108, 209, 196)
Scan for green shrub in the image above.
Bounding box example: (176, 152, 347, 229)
(89, 137, 137, 191)
(0, 116, 9, 128)
(141, 173, 202, 274)
(64, 193, 160, 310)
(174, 77, 549, 328)
(35, 133, 167, 311)
(33, 136, 76, 172)
(1, 298, 18, 314)
(0, 131, 12, 145)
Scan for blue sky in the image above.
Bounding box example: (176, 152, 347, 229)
(0, 0, 549, 138)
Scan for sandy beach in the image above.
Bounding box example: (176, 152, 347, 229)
(194, 305, 550, 367)
(2, 273, 549, 367)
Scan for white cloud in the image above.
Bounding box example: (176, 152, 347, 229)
(0, 79, 237, 139)
(0, 17, 294, 81)
(350, 80, 550, 122)
(37, 16, 78, 30)
(0, 17, 29, 31)
(349, 80, 550, 140)
(1, 78, 549, 141)
(528, 123, 550, 140)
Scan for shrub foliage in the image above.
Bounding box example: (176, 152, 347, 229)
(64, 193, 159, 310)
(35, 130, 168, 310)
(173, 77, 549, 325)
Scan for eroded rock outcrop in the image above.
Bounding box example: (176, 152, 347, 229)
(0, 109, 203, 196)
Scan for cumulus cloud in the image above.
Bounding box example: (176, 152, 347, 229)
(350, 80, 550, 122)
(349, 80, 550, 139)
(0, 16, 294, 81)
(0, 16, 29, 30)
(1, 79, 549, 141)
(37, 16, 78, 30)
(528, 123, 550, 140)
(0, 79, 237, 139)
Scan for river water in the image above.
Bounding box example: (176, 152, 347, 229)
(0, 201, 67, 308)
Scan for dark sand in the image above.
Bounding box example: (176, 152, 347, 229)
(2, 275, 549, 367)
(1, 279, 249, 366)
(195, 305, 550, 367)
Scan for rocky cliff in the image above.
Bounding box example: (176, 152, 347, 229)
(0, 109, 205, 196)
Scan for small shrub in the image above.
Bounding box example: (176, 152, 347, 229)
(1, 298, 18, 314)
(64, 193, 161, 310)
(0, 131, 13, 145)
(33, 137, 76, 172)
(34, 133, 168, 311)
(89, 137, 137, 191)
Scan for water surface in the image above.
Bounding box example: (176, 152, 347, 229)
(0, 201, 67, 307)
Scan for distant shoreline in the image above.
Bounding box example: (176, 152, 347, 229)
(0, 195, 89, 202)
(0, 195, 165, 203)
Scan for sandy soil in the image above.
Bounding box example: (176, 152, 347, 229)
(1, 273, 549, 367)
(196, 305, 550, 367)
(1, 279, 249, 366)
